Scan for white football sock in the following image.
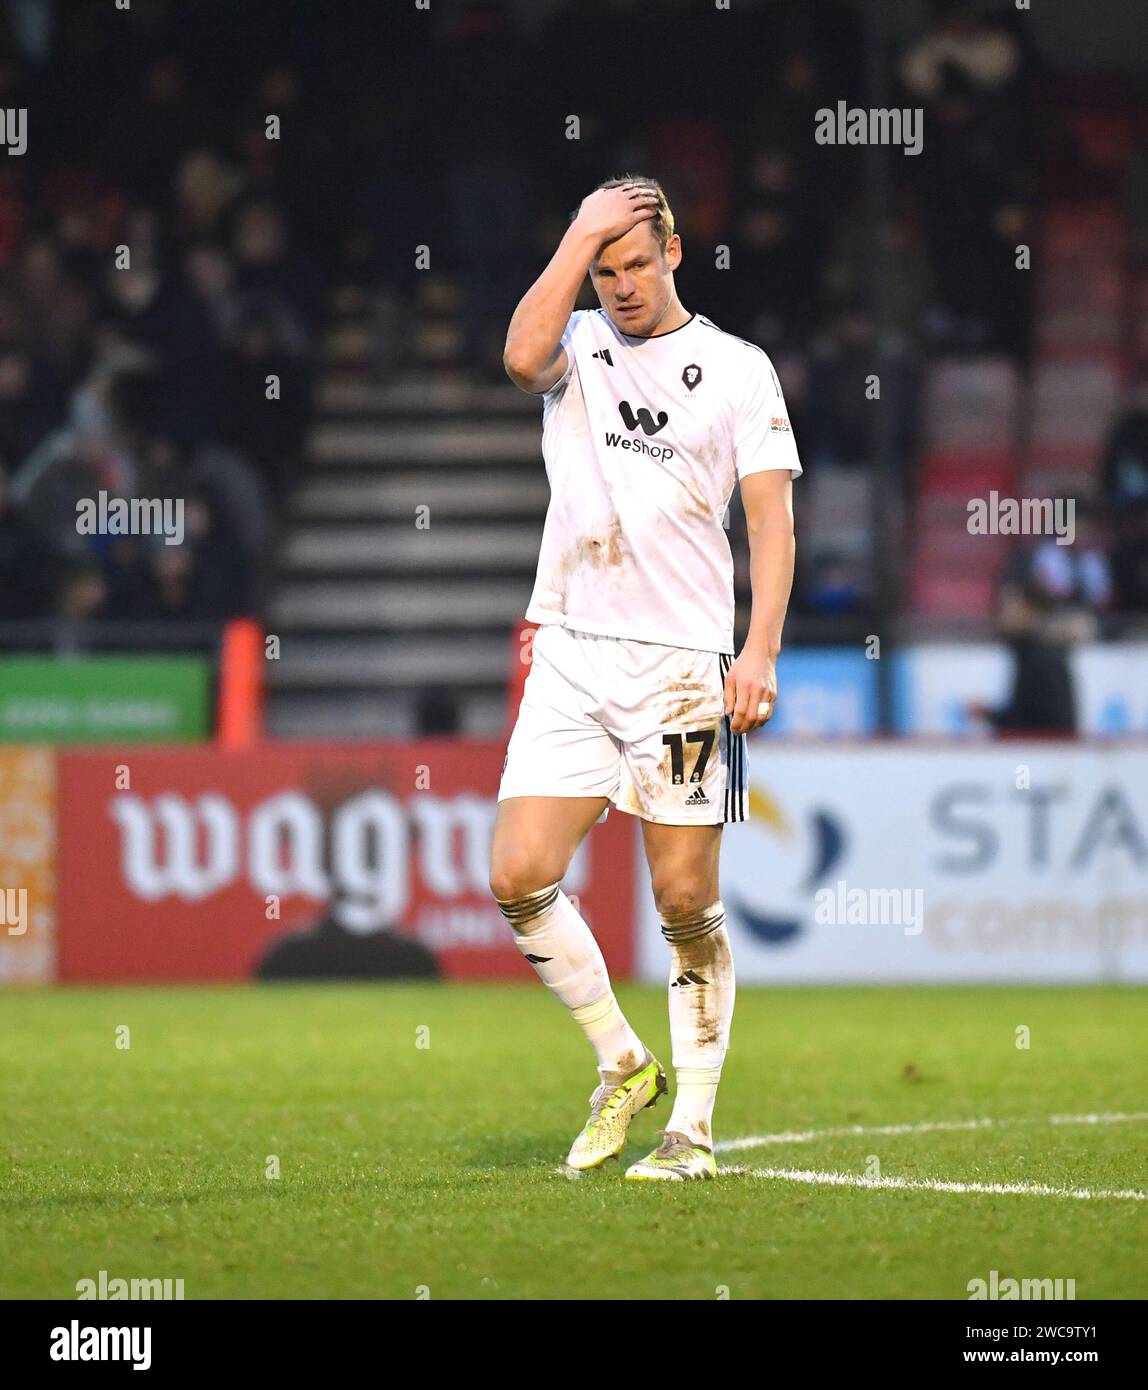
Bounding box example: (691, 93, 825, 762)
(661, 900, 735, 1149)
(496, 883, 645, 1077)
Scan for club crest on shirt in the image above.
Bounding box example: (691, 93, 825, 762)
(682, 363, 702, 392)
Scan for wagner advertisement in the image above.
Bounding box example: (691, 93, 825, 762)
(55, 743, 636, 984)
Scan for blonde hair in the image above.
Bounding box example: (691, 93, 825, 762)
(579, 174, 676, 253)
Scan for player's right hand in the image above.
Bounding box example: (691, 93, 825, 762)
(574, 183, 659, 246)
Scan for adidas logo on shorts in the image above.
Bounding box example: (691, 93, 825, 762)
(684, 786, 710, 806)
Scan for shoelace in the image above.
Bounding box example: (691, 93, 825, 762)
(587, 1080, 623, 1118)
(585, 1057, 651, 1123)
(653, 1131, 691, 1160)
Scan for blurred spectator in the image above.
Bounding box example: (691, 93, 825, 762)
(115, 59, 211, 200)
(1098, 378, 1148, 618)
(173, 149, 242, 240)
(16, 236, 92, 380)
(0, 463, 54, 618)
(822, 202, 934, 342)
(1027, 502, 1113, 616)
(433, 1, 534, 381)
(1101, 378, 1148, 513)
(1110, 505, 1148, 617)
(804, 304, 918, 469)
(181, 437, 271, 568)
(0, 346, 63, 472)
(10, 410, 135, 558)
(100, 535, 156, 621)
(231, 198, 319, 329)
(216, 296, 311, 496)
(54, 559, 107, 623)
(9, 356, 266, 620)
(968, 536, 1099, 736)
(722, 146, 822, 345)
(901, 0, 1035, 355)
(148, 491, 255, 621)
(976, 610, 1078, 736)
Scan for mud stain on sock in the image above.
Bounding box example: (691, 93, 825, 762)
(674, 932, 723, 1050)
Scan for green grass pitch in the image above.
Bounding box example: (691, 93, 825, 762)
(2, 983, 1145, 1300)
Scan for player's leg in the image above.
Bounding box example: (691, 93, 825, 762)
(489, 795, 666, 1169)
(490, 792, 636, 1073)
(494, 624, 672, 1166)
(625, 819, 729, 1180)
(601, 636, 745, 1181)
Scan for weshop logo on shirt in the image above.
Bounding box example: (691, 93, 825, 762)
(605, 400, 675, 461)
(617, 400, 668, 435)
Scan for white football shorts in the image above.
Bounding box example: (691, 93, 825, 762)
(498, 623, 748, 825)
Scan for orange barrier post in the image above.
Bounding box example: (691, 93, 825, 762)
(217, 618, 265, 748)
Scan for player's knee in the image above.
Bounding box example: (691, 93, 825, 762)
(489, 852, 564, 906)
(654, 883, 715, 925)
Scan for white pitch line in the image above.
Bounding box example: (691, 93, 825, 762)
(718, 1118, 993, 1152)
(1050, 1111, 1148, 1126)
(716, 1111, 1148, 1155)
(721, 1165, 1148, 1202)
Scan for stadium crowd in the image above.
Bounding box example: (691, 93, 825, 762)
(0, 0, 327, 625)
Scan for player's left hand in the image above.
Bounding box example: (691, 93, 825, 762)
(723, 650, 777, 735)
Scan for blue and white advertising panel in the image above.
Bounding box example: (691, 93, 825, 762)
(892, 643, 1148, 735)
(891, 644, 1009, 735)
(1072, 644, 1148, 734)
(637, 745, 1148, 983)
(765, 649, 877, 736)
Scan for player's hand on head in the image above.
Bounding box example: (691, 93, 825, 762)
(574, 183, 659, 245)
(724, 651, 777, 735)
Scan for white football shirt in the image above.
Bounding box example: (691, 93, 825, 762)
(524, 308, 802, 654)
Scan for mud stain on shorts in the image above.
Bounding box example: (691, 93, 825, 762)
(633, 756, 664, 814)
(660, 675, 718, 729)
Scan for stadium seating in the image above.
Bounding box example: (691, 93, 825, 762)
(267, 277, 549, 738)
